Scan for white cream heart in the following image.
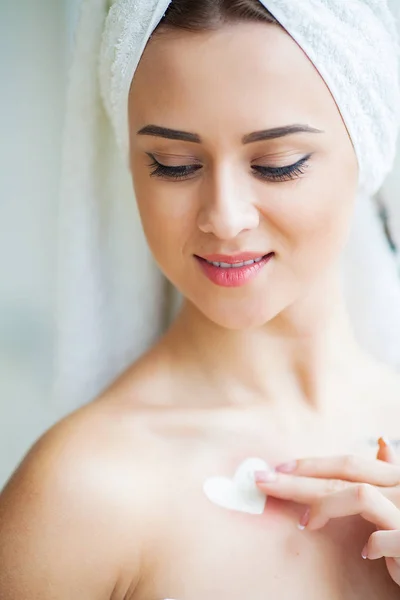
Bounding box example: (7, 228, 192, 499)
(203, 457, 269, 515)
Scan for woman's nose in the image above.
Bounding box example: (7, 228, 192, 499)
(197, 173, 260, 239)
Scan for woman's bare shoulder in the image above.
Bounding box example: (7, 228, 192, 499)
(0, 390, 158, 599)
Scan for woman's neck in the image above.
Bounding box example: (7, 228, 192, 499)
(160, 269, 377, 417)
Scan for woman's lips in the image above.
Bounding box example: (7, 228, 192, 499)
(199, 252, 270, 264)
(195, 253, 274, 288)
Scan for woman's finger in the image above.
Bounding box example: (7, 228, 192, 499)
(255, 470, 351, 504)
(302, 484, 400, 531)
(256, 470, 400, 507)
(275, 454, 400, 486)
(365, 529, 400, 559)
(377, 437, 398, 465)
(364, 529, 400, 586)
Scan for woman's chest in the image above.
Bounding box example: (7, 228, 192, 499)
(136, 484, 398, 600)
(124, 406, 400, 600)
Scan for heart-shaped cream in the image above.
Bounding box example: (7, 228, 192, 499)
(203, 457, 269, 515)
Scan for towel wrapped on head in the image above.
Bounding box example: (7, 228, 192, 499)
(100, 0, 400, 197)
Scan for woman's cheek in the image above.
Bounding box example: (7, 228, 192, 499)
(138, 195, 194, 279)
(267, 183, 353, 279)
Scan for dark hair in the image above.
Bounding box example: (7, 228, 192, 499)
(155, 0, 281, 35)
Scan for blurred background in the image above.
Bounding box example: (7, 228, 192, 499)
(0, 0, 400, 489)
(0, 0, 81, 488)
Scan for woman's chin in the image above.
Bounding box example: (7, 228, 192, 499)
(193, 300, 282, 331)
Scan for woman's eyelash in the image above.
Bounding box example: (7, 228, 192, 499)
(147, 156, 202, 180)
(146, 154, 311, 182)
(253, 155, 311, 182)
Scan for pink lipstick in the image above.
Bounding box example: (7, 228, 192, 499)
(195, 252, 274, 288)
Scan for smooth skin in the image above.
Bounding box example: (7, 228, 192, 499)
(2, 20, 400, 600)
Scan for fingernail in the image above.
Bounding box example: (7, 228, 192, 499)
(254, 470, 278, 483)
(298, 507, 310, 530)
(361, 544, 368, 559)
(276, 460, 297, 473)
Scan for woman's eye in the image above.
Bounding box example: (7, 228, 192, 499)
(147, 155, 202, 180)
(146, 153, 312, 182)
(252, 154, 312, 182)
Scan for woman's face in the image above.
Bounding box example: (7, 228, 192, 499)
(128, 22, 359, 329)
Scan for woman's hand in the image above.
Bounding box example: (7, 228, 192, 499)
(255, 438, 400, 585)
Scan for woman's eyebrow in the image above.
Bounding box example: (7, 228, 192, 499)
(136, 123, 324, 144)
(243, 124, 324, 143)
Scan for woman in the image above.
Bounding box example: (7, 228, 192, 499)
(2, 0, 400, 598)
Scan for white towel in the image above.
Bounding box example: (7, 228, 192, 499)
(54, 0, 169, 414)
(54, 0, 400, 414)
